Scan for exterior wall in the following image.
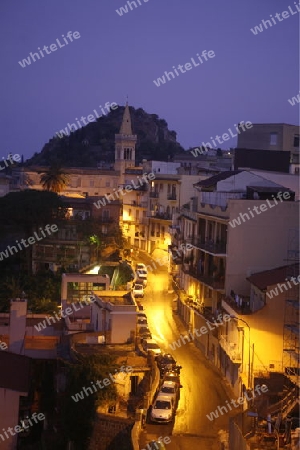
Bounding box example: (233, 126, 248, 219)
(217, 171, 281, 192)
(61, 274, 110, 301)
(147, 176, 180, 252)
(237, 123, 298, 152)
(8, 300, 27, 354)
(110, 312, 136, 343)
(249, 170, 300, 200)
(0, 388, 24, 450)
(142, 160, 181, 175)
(222, 282, 289, 391)
(226, 200, 299, 296)
(179, 175, 203, 205)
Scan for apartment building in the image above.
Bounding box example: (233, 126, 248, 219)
(32, 196, 121, 273)
(236, 123, 299, 174)
(121, 167, 150, 250)
(10, 166, 121, 198)
(146, 173, 180, 253)
(171, 170, 299, 394)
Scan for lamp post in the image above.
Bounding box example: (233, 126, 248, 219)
(230, 315, 251, 389)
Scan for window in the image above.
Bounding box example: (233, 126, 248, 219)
(160, 183, 163, 191)
(167, 184, 171, 194)
(106, 181, 110, 187)
(270, 133, 278, 145)
(128, 209, 131, 216)
(89, 179, 94, 187)
(71, 177, 77, 188)
(293, 134, 299, 148)
(103, 210, 110, 219)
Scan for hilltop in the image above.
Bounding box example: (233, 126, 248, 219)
(25, 105, 184, 167)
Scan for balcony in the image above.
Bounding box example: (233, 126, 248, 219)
(126, 201, 147, 208)
(219, 335, 242, 364)
(149, 191, 159, 198)
(191, 238, 227, 255)
(182, 265, 225, 290)
(167, 193, 177, 201)
(151, 212, 172, 221)
(222, 296, 251, 315)
(132, 184, 147, 192)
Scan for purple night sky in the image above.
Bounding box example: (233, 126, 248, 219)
(0, 0, 299, 161)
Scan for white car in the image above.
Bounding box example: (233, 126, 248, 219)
(136, 263, 148, 273)
(132, 283, 144, 298)
(142, 339, 162, 356)
(136, 269, 147, 287)
(158, 380, 179, 403)
(151, 394, 175, 423)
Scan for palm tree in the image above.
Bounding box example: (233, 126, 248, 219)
(40, 164, 69, 193)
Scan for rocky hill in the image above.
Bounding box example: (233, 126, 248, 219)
(25, 105, 184, 167)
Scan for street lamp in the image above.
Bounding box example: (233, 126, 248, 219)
(230, 315, 251, 389)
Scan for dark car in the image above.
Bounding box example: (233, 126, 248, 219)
(156, 353, 177, 370)
(138, 326, 152, 339)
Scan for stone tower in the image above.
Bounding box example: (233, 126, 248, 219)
(114, 103, 137, 174)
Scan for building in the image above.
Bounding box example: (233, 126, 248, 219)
(61, 273, 138, 344)
(236, 123, 299, 174)
(171, 170, 299, 394)
(32, 196, 122, 273)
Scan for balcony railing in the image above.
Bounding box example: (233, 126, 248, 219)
(191, 238, 227, 255)
(167, 193, 177, 200)
(222, 296, 251, 315)
(151, 212, 172, 220)
(182, 264, 225, 290)
(219, 335, 242, 363)
(149, 191, 159, 198)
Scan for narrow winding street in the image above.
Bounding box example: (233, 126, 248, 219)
(135, 253, 233, 450)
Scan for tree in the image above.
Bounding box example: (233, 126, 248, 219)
(40, 164, 69, 193)
(61, 354, 118, 448)
(0, 190, 66, 274)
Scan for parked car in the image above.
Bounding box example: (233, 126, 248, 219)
(156, 353, 177, 372)
(132, 283, 144, 298)
(136, 263, 148, 273)
(162, 370, 182, 388)
(136, 269, 147, 287)
(150, 394, 175, 423)
(158, 380, 179, 403)
(138, 326, 152, 339)
(137, 312, 147, 320)
(137, 318, 148, 328)
(142, 339, 162, 356)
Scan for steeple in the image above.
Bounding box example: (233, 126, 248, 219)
(119, 102, 133, 135)
(114, 102, 137, 175)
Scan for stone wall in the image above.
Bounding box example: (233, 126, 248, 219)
(88, 413, 134, 450)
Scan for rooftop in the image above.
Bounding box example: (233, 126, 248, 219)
(194, 171, 241, 189)
(247, 264, 300, 290)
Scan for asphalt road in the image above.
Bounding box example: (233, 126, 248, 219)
(134, 254, 232, 450)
